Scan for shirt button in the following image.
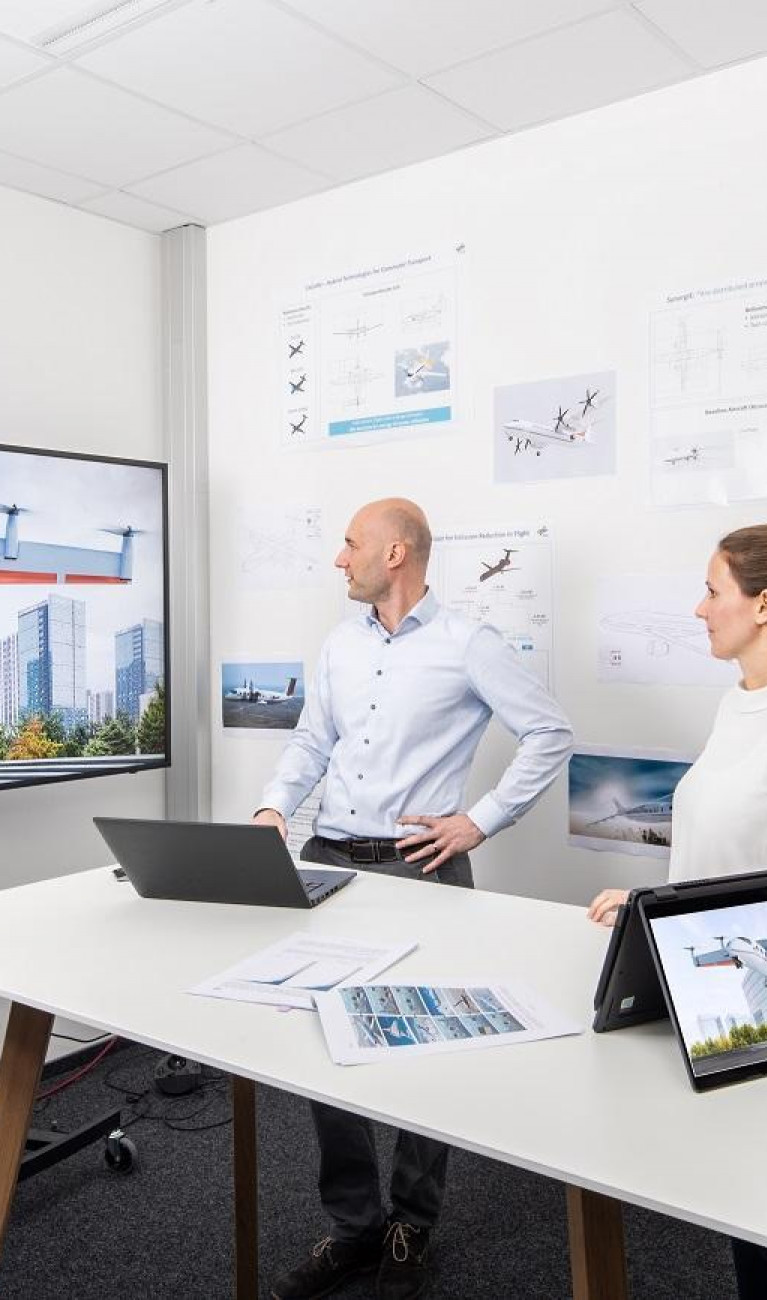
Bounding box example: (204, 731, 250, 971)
(350, 809, 356, 815)
(358, 773, 363, 780)
(376, 669, 382, 676)
(385, 638, 391, 644)
(364, 739, 370, 745)
(370, 704, 376, 710)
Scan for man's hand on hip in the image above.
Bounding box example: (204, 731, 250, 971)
(252, 808, 288, 841)
(396, 813, 485, 873)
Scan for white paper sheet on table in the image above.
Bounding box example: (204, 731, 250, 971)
(189, 933, 418, 1011)
(315, 977, 583, 1065)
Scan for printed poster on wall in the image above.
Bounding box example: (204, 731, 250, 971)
(568, 746, 693, 859)
(650, 277, 767, 506)
(428, 524, 553, 688)
(280, 245, 461, 448)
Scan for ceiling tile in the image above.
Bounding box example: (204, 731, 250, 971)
(0, 67, 234, 188)
(129, 143, 329, 223)
(0, 149, 104, 203)
(0, 33, 51, 86)
(76, 0, 404, 138)
(425, 10, 693, 131)
(262, 85, 494, 183)
(0, 0, 187, 44)
(636, 0, 767, 69)
(279, 0, 618, 78)
(82, 189, 196, 232)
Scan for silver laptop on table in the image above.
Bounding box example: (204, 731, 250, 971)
(94, 817, 355, 908)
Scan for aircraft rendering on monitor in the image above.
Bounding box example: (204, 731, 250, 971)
(0, 505, 142, 584)
(687, 936, 767, 982)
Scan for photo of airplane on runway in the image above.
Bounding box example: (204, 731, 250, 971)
(0, 504, 143, 584)
(478, 548, 518, 583)
(221, 660, 304, 731)
(503, 388, 602, 457)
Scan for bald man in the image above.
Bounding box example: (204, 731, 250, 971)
(255, 498, 573, 1300)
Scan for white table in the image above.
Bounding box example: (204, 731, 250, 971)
(0, 867, 764, 1298)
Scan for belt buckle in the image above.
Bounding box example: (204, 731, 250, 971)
(349, 839, 377, 864)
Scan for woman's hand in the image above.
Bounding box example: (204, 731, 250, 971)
(587, 888, 629, 927)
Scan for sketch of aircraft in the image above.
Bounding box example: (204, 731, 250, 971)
(479, 548, 518, 583)
(588, 793, 674, 827)
(664, 446, 701, 467)
(504, 388, 603, 455)
(687, 935, 767, 984)
(333, 319, 382, 340)
(226, 677, 298, 704)
(289, 374, 307, 395)
(288, 339, 305, 358)
(289, 413, 307, 436)
(600, 611, 710, 658)
(0, 506, 141, 584)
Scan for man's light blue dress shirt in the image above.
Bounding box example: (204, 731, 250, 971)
(260, 589, 573, 841)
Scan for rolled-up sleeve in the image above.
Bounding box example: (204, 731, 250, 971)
(464, 624, 573, 837)
(259, 642, 339, 821)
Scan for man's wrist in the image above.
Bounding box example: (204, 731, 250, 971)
(252, 806, 285, 821)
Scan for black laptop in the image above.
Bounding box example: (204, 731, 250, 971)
(593, 869, 767, 1090)
(94, 817, 355, 908)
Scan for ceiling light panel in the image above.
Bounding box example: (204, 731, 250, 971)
(76, 0, 404, 138)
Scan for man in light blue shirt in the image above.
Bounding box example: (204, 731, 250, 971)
(256, 498, 572, 1300)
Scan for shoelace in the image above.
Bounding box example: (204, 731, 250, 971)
(311, 1236, 334, 1261)
(384, 1221, 418, 1263)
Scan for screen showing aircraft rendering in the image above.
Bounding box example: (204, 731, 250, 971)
(0, 444, 169, 791)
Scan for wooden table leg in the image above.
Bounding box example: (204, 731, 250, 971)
(0, 1002, 53, 1259)
(566, 1184, 629, 1300)
(232, 1075, 258, 1300)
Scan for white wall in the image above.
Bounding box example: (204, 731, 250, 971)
(207, 58, 767, 906)
(0, 187, 166, 892)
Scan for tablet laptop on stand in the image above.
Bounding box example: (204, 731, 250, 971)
(593, 869, 767, 1090)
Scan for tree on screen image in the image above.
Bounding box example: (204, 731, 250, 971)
(136, 682, 165, 755)
(6, 718, 62, 760)
(83, 715, 136, 757)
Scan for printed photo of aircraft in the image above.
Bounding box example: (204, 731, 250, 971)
(479, 548, 518, 583)
(397, 355, 449, 391)
(0, 505, 142, 584)
(687, 935, 767, 984)
(225, 677, 298, 704)
(587, 793, 674, 827)
(503, 388, 602, 456)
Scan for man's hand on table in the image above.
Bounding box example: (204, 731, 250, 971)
(396, 812, 485, 873)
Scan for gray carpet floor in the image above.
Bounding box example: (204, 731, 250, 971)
(0, 1041, 737, 1299)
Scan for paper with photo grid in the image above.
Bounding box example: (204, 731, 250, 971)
(315, 978, 582, 1065)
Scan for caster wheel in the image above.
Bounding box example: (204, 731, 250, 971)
(105, 1129, 138, 1174)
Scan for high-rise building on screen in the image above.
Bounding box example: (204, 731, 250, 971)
(17, 595, 86, 729)
(0, 633, 19, 728)
(115, 619, 163, 722)
(86, 689, 114, 727)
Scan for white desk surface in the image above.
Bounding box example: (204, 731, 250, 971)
(0, 867, 761, 1246)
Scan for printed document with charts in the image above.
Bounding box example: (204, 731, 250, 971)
(190, 933, 417, 1011)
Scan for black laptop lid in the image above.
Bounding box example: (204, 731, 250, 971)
(94, 818, 314, 907)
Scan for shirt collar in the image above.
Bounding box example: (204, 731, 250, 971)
(366, 587, 439, 636)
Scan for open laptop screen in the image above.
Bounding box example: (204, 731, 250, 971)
(641, 881, 767, 1091)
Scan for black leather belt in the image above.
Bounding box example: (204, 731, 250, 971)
(317, 836, 410, 864)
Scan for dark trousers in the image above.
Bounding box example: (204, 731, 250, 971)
(731, 1237, 767, 1299)
(301, 834, 474, 1242)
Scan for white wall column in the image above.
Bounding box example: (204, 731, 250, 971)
(162, 224, 211, 821)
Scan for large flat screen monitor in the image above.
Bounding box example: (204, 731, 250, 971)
(0, 443, 169, 790)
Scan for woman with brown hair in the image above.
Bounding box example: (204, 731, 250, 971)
(588, 524, 767, 1299)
